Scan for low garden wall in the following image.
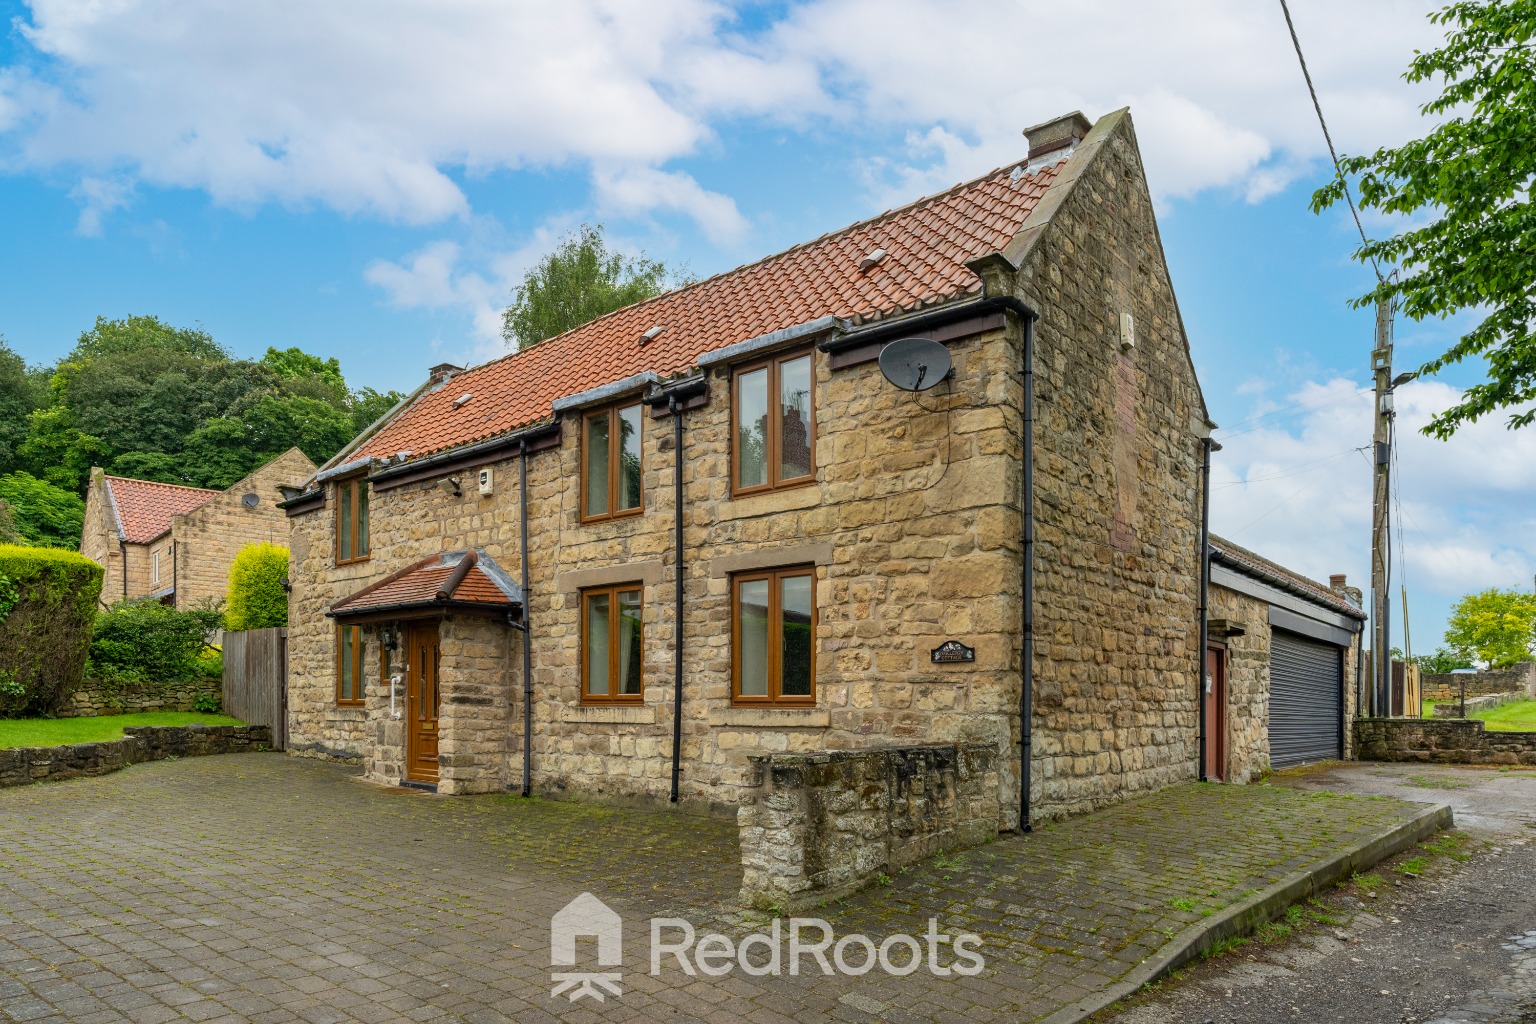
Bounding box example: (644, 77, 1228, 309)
(0, 724, 271, 788)
(1355, 717, 1536, 766)
(1430, 691, 1523, 718)
(1422, 664, 1536, 703)
(55, 676, 221, 718)
(738, 743, 999, 910)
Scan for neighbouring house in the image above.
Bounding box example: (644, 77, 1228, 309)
(282, 108, 1217, 828)
(1206, 535, 1366, 781)
(81, 449, 316, 610)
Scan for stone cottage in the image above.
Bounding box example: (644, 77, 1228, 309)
(1207, 534, 1365, 782)
(283, 109, 1215, 829)
(81, 448, 316, 610)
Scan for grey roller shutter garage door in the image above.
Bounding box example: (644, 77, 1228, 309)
(1269, 630, 1343, 769)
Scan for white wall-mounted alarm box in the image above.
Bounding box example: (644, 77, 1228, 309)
(477, 468, 494, 496)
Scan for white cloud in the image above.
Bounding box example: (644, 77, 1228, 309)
(1211, 378, 1536, 649)
(2, 0, 1449, 237)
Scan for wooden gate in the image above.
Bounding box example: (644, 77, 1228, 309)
(223, 627, 288, 749)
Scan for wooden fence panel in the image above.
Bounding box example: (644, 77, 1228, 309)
(222, 627, 288, 749)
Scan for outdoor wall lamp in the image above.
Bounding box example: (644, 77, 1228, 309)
(438, 477, 462, 497)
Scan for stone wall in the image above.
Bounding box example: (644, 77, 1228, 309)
(1355, 717, 1536, 766)
(1003, 108, 1208, 817)
(285, 110, 1210, 824)
(1431, 691, 1524, 718)
(169, 448, 315, 610)
(80, 468, 125, 608)
(55, 676, 221, 718)
(738, 743, 999, 909)
(1423, 664, 1536, 703)
(0, 724, 272, 788)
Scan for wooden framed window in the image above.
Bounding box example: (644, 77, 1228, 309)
(582, 403, 644, 522)
(732, 350, 814, 496)
(732, 566, 815, 705)
(336, 624, 364, 706)
(581, 584, 644, 703)
(335, 475, 370, 565)
(151, 550, 160, 586)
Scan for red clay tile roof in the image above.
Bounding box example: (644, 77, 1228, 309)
(105, 476, 220, 544)
(355, 158, 1064, 463)
(1210, 534, 1365, 620)
(330, 550, 520, 619)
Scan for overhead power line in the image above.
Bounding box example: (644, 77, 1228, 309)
(1277, 0, 1384, 283)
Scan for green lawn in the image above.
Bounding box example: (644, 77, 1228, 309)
(0, 712, 245, 750)
(1421, 698, 1536, 732)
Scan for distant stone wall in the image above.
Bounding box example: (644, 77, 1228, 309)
(56, 676, 220, 718)
(1354, 718, 1536, 766)
(0, 724, 271, 788)
(1423, 665, 1536, 703)
(738, 743, 999, 910)
(1431, 691, 1524, 718)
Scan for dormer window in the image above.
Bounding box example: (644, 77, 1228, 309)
(582, 403, 643, 523)
(335, 475, 370, 565)
(732, 350, 814, 496)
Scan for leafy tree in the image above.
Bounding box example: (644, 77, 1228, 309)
(241, 394, 354, 466)
(0, 499, 21, 545)
(0, 338, 44, 475)
(69, 314, 226, 362)
(1418, 647, 1476, 674)
(262, 346, 349, 406)
(1312, 2, 1536, 437)
(1444, 588, 1536, 668)
(501, 224, 672, 350)
(109, 451, 196, 486)
(350, 386, 403, 435)
(0, 473, 85, 548)
(179, 419, 263, 489)
(17, 408, 109, 493)
(226, 542, 289, 630)
(89, 599, 223, 685)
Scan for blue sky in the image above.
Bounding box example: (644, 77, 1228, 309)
(1, 0, 1530, 652)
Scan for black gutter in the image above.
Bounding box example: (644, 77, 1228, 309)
(1197, 437, 1216, 782)
(818, 296, 999, 354)
(668, 395, 686, 803)
(519, 438, 534, 798)
(367, 420, 560, 488)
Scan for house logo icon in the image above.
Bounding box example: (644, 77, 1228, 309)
(549, 893, 623, 1002)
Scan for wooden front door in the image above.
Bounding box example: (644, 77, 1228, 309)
(1204, 643, 1227, 782)
(406, 622, 442, 784)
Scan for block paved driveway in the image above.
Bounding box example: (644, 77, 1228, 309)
(0, 754, 1430, 1024)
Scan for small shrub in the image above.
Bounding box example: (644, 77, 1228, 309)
(192, 692, 223, 715)
(226, 542, 289, 630)
(195, 647, 223, 680)
(88, 599, 223, 691)
(0, 545, 103, 716)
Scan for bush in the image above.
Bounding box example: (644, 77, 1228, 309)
(192, 692, 223, 715)
(89, 600, 223, 690)
(226, 542, 289, 630)
(0, 545, 103, 716)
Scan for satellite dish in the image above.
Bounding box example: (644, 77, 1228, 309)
(878, 337, 951, 392)
(240, 493, 260, 509)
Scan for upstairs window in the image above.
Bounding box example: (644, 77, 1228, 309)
(732, 566, 815, 706)
(582, 584, 643, 703)
(336, 624, 364, 706)
(583, 403, 643, 522)
(335, 475, 370, 565)
(733, 350, 814, 496)
(151, 550, 161, 586)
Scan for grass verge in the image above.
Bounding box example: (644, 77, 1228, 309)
(0, 711, 245, 749)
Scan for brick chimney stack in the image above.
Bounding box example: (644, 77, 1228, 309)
(429, 362, 464, 385)
(1329, 573, 1348, 592)
(1024, 111, 1093, 162)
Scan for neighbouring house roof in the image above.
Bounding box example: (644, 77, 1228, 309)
(104, 476, 220, 544)
(328, 549, 523, 621)
(1209, 534, 1365, 621)
(352, 158, 1065, 464)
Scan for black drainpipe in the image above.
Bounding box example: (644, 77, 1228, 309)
(1197, 437, 1215, 782)
(1019, 307, 1037, 833)
(669, 395, 686, 802)
(519, 438, 533, 798)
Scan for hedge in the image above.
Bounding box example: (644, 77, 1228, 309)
(0, 545, 103, 717)
(226, 542, 289, 630)
(89, 600, 223, 689)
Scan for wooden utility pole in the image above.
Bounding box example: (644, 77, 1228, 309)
(1370, 297, 1393, 716)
